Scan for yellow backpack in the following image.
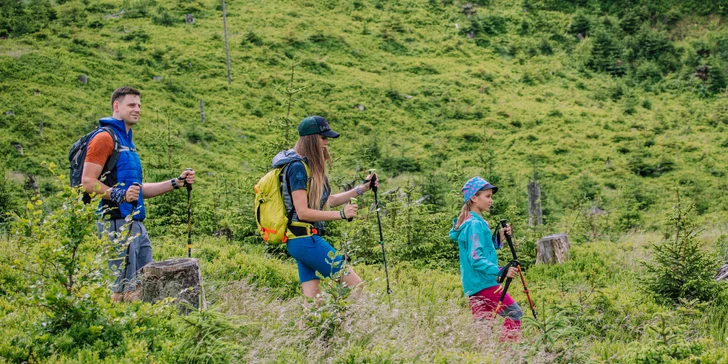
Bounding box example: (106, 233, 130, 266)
(254, 162, 312, 243)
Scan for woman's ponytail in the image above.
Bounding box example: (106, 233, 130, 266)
(455, 201, 473, 229)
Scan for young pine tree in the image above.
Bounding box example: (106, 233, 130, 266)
(642, 194, 722, 305)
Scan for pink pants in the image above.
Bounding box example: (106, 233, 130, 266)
(469, 285, 523, 342)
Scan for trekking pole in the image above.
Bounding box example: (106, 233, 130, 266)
(179, 169, 193, 258)
(494, 219, 538, 320)
(369, 170, 392, 299)
(347, 197, 357, 222)
(120, 185, 140, 302)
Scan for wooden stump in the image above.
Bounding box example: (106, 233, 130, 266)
(133, 258, 206, 313)
(716, 264, 728, 281)
(536, 234, 570, 264)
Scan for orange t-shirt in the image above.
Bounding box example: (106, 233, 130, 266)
(84, 131, 114, 166)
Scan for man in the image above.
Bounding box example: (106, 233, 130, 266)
(82, 86, 195, 301)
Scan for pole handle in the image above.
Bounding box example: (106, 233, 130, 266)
(179, 168, 193, 191)
(367, 170, 377, 193)
(347, 198, 357, 222)
(499, 219, 518, 261)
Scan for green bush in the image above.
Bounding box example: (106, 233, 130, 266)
(642, 197, 723, 304)
(587, 30, 626, 76)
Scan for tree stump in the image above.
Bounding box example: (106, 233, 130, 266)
(536, 234, 570, 264)
(716, 264, 728, 281)
(134, 258, 206, 313)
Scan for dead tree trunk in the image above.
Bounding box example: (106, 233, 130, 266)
(199, 98, 206, 123)
(131, 258, 206, 314)
(222, 0, 232, 84)
(527, 179, 543, 226)
(536, 234, 570, 264)
(717, 264, 728, 281)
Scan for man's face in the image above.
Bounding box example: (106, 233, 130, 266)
(113, 94, 141, 125)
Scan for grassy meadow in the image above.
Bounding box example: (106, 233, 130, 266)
(1, 0, 728, 362)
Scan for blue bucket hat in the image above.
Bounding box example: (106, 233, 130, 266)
(298, 115, 340, 138)
(462, 176, 498, 203)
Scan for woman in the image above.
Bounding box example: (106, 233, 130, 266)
(271, 115, 376, 299)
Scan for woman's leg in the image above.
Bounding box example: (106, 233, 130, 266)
(288, 235, 364, 299)
(301, 279, 321, 299)
(341, 266, 363, 299)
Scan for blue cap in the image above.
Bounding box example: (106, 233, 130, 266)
(298, 116, 340, 138)
(462, 176, 498, 203)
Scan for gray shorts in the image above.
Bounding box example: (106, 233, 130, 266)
(97, 219, 152, 293)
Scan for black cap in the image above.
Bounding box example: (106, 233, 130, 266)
(297, 116, 340, 138)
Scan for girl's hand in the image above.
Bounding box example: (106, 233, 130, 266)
(499, 224, 512, 242)
(506, 267, 519, 279)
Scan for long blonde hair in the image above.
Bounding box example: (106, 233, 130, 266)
(455, 200, 474, 230)
(294, 135, 332, 209)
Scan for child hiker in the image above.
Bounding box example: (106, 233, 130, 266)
(449, 176, 523, 342)
(272, 116, 377, 299)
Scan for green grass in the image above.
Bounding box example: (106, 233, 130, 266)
(2, 0, 728, 362)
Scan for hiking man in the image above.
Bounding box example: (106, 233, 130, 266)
(81, 86, 195, 301)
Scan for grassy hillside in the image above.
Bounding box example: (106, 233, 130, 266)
(1, 0, 728, 362)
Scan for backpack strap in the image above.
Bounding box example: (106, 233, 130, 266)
(282, 160, 312, 238)
(97, 127, 121, 183)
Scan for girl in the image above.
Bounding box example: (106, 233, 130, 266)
(449, 176, 523, 342)
(271, 115, 377, 299)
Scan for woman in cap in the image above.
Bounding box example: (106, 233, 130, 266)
(270, 115, 376, 299)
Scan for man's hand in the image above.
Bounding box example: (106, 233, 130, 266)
(178, 169, 195, 186)
(126, 184, 141, 202)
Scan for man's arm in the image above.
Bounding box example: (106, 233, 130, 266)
(142, 169, 195, 199)
(81, 162, 113, 199)
(82, 162, 140, 202)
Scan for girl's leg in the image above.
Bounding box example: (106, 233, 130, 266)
(469, 286, 523, 342)
(498, 302, 523, 342)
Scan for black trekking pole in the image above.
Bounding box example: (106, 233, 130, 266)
(493, 219, 538, 320)
(369, 170, 392, 299)
(179, 168, 193, 258)
(120, 184, 140, 302)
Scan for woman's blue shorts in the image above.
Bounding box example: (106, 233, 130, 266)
(286, 234, 344, 283)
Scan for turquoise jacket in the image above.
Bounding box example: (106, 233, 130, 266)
(449, 212, 502, 296)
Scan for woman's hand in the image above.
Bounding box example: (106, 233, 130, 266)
(359, 172, 378, 193)
(343, 202, 358, 219)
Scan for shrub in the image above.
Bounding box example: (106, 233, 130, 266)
(570, 9, 591, 36)
(707, 58, 728, 95)
(380, 156, 420, 176)
(587, 30, 626, 76)
(152, 8, 177, 26)
(641, 196, 722, 304)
